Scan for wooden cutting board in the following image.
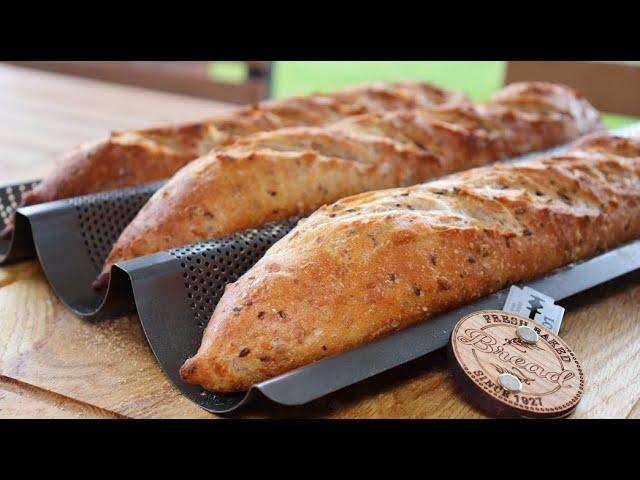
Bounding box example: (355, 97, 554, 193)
(1, 261, 639, 419)
(1, 64, 639, 419)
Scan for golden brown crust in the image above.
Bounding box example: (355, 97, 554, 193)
(180, 133, 640, 392)
(21, 81, 465, 206)
(98, 82, 603, 287)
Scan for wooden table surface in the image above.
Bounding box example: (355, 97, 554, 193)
(0, 64, 638, 419)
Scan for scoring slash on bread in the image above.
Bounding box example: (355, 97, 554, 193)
(96, 82, 603, 289)
(180, 133, 640, 392)
(1, 81, 463, 239)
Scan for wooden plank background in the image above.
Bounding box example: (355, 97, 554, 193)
(6, 61, 273, 105)
(0, 64, 638, 419)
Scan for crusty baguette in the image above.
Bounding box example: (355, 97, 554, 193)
(20, 82, 464, 206)
(179, 133, 640, 392)
(0, 81, 462, 239)
(97, 82, 603, 288)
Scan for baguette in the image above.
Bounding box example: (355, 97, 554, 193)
(22, 82, 464, 205)
(180, 133, 640, 392)
(97, 82, 603, 288)
(0, 81, 463, 238)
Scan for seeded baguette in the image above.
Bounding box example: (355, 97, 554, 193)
(180, 133, 640, 392)
(0, 81, 462, 239)
(22, 82, 463, 205)
(96, 82, 603, 288)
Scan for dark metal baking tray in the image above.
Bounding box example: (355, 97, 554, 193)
(129, 237, 640, 413)
(1, 122, 638, 412)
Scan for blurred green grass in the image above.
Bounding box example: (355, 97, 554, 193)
(211, 61, 638, 129)
(273, 61, 504, 102)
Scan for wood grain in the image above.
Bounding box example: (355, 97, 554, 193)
(0, 261, 637, 418)
(0, 64, 235, 184)
(0, 261, 40, 288)
(450, 311, 584, 418)
(0, 266, 213, 419)
(0, 63, 638, 418)
(0, 64, 232, 122)
(562, 274, 640, 419)
(7, 61, 272, 104)
(505, 61, 640, 116)
(0, 375, 124, 419)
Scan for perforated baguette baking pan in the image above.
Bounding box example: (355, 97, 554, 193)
(2, 122, 639, 413)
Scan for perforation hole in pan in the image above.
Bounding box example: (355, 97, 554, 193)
(0, 181, 39, 229)
(170, 218, 301, 329)
(72, 183, 160, 273)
